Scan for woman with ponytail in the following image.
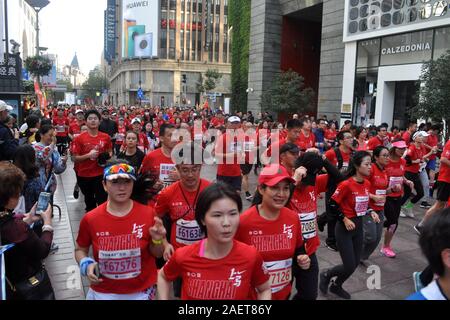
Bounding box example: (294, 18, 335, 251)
(319, 151, 378, 300)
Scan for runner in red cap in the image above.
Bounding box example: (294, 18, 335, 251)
(235, 164, 310, 300)
(157, 183, 271, 300)
(381, 139, 414, 258)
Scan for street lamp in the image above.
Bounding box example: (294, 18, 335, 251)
(27, 0, 50, 56)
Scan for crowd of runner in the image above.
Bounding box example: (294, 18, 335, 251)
(0, 100, 449, 301)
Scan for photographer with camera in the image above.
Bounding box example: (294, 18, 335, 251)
(71, 110, 112, 212)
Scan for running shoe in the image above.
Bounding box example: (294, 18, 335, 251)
(73, 184, 79, 199)
(420, 201, 432, 209)
(380, 246, 396, 258)
(319, 271, 331, 295)
(413, 272, 424, 292)
(325, 242, 338, 252)
(245, 192, 253, 201)
(400, 207, 415, 218)
(329, 282, 351, 300)
(413, 224, 423, 235)
(49, 242, 59, 255)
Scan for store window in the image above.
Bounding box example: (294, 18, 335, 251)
(433, 26, 450, 59)
(380, 29, 433, 65)
(357, 39, 381, 69)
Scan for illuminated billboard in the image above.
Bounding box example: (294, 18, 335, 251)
(122, 0, 159, 58)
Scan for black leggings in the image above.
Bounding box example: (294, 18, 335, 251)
(401, 171, 424, 205)
(384, 196, 403, 233)
(77, 175, 108, 212)
(292, 253, 319, 300)
(327, 217, 363, 286)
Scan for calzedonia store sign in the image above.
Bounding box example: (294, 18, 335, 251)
(381, 41, 432, 55)
(344, 0, 450, 42)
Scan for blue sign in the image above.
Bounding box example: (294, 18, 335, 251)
(137, 88, 144, 99)
(22, 68, 29, 80)
(105, 0, 116, 63)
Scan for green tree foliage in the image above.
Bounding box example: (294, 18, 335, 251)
(229, 0, 250, 113)
(22, 80, 34, 92)
(82, 66, 108, 100)
(197, 69, 223, 93)
(24, 55, 52, 78)
(409, 50, 450, 123)
(260, 70, 315, 114)
(56, 79, 73, 92)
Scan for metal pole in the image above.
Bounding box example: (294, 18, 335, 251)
(139, 57, 142, 106)
(36, 8, 40, 56)
(4, 0, 9, 59)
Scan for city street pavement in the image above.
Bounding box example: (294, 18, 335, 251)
(46, 162, 428, 300)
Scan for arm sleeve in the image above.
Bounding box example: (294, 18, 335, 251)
(154, 189, 170, 218)
(329, 198, 346, 221)
(76, 216, 92, 248)
(14, 221, 53, 260)
(251, 250, 270, 288)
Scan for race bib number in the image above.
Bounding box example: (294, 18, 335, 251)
(375, 189, 386, 207)
(175, 219, 204, 245)
(355, 196, 369, 217)
(264, 259, 292, 293)
(299, 212, 317, 240)
(160, 163, 176, 188)
(243, 141, 255, 152)
(98, 248, 141, 280)
(389, 176, 403, 190)
(194, 134, 203, 142)
(342, 162, 349, 170)
(57, 125, 65, 133)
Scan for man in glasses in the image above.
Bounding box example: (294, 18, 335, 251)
(155, 143, 211, 298)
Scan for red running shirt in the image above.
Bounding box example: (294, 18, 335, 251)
(405, 144, 426, 173)
(385, 158, 406, 198)
(332, 178, 371, 219)
(287, 174, 328, 255)
(163, 240, 269, 300)
(140, 148, 175, 188)
(296, 131, 316, 151)
(155, 179, 211, 249)
(215, 132, 242, 177)
(438, 140, 450, 184)
(76, 201, 158, 294)
(325, 147, 351, 169)
(71, 131, 112, 177)
(235, 206, 303, 300)
(367, 164, 389, 211)
(53, 116, 69, 137)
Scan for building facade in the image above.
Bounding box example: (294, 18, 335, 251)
(2, 0, 38, 60)
(108, 0, 232, 108)
(247, 0, 346, 119)
(248, 0, 450, 127)
(341, 0, 450, 128)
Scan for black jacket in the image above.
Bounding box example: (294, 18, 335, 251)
(0, 122, 18, 161)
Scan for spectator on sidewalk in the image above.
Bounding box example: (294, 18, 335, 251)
(0, 161, 55, 300)
(0, 101, 18, 161)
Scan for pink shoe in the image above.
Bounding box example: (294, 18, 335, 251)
(380, 246, 396, 258)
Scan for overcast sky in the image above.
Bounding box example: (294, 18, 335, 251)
(39, 0, 107, 75)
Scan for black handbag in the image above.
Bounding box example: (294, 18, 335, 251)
(8, 267, 55, 300)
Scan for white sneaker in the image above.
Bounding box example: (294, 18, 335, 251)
(400, 208, 414, 218)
